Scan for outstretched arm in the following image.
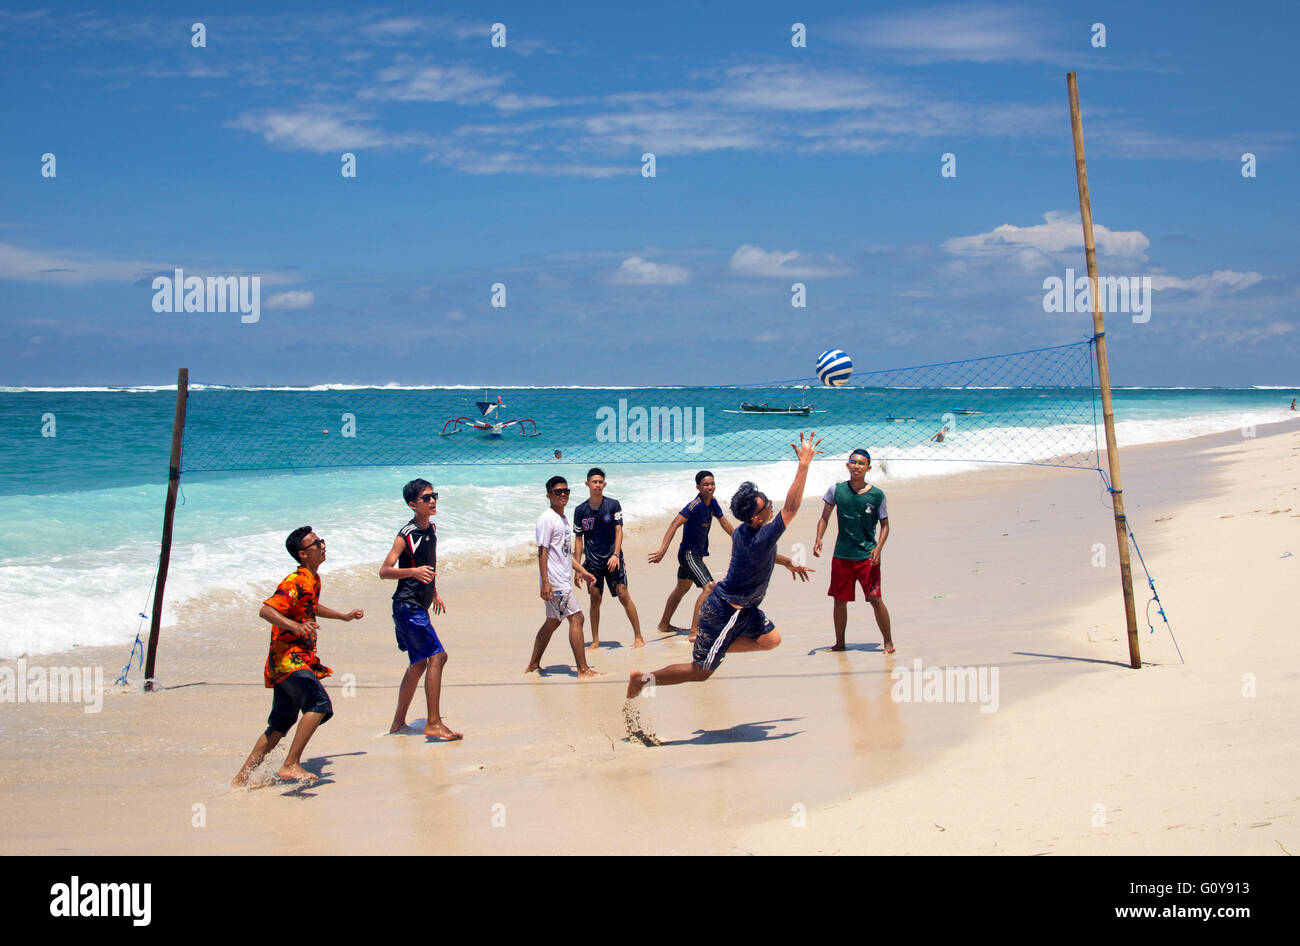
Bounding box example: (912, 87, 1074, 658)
(774, 553, 815, 582)
(780, 432, 823, 527)
(649, 514, 688, 563)
(317, 604, 364, 621)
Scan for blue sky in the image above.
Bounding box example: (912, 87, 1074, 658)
(1, 0, 1296, 386)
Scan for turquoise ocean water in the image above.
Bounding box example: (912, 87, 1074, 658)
(1, 383, 1297, 659)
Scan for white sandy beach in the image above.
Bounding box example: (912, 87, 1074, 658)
(0, 421, 1296, 855)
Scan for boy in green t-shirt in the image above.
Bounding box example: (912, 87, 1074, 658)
(812, 449, 894, 653)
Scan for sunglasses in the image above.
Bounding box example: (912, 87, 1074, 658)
(301, 538, 326, 551)
(550, 487, 571, 495)
(417, 492, 438, 503)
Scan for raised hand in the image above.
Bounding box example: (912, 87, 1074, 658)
(791, 431, 824, 465)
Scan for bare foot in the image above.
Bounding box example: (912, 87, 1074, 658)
(633, 636, 646, 649)
(658, 624, 688, 635)
(425, 720, 464, 740)
(829, 643, 847, 652)
(586, 639, 601, 650)
(276, 762, 318, 783)
(577, 667, 601, 679)
(626, 670, 647, 699)
(524, 663, 542, 675)
(883, 640, 896, 654)
(688, 633, 697, 643)
(230, 772, 250, 788)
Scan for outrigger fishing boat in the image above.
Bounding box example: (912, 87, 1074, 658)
(723, 386, 826, 416)
(440, 394, 539, 439)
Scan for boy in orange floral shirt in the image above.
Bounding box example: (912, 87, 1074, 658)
(231, 526, 364, 786)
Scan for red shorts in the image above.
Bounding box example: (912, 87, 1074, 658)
(828, 556, 882, 601)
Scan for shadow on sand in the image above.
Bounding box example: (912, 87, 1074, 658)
(1012, 651, 1137, 669)
(660, 717, 804, 747)
(806, 642, 884, 655)
(276, 750, 365, 797)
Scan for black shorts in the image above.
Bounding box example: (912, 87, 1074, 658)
(586, 556, 628, 595)
(691, 592, 774, 671)
(266, 668, 334, 736)
(677, 549, 713, 588)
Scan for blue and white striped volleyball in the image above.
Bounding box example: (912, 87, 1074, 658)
(816, 349, 853, 387)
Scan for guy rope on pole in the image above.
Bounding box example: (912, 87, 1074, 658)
(1068, 73, 1142, 669)
(144, 368, 189, 692)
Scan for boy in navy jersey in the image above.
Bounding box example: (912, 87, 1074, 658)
(574, 468, 644, 649)
(629, 435, 819, 700)
(647, 470, 734, 640)
(379, 478, 462, 740)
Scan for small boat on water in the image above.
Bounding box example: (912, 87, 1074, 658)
(949, 409, 983, 415)
(884, 415, 918, 423)
(440, 393, 540, 439)
(727, 402, 815, 416)
(724, 386, 825, 416)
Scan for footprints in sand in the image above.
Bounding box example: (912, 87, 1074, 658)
(1220, 508, 1292, 518)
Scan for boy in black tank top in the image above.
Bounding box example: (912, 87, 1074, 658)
(379, 478, 463, 740)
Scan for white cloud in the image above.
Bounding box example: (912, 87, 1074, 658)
(1196, 321, 1293, 346)
(362, 62, 506, 104)
(728, 244, 852, 278)
(229, 107, 385, 152)
(0, 242, 306, 289)
(264, 290, 315, 310)
(0, 242, 163, 285)
(493, 93, 559, 111)
(942, 211, 1150, 263)
(837, 3, 1060, 63)
(713, 65, 898, 112)
(1150, 270, 1266, 293)
(610, 256, 690, 285)
(580, 109, 765, 153)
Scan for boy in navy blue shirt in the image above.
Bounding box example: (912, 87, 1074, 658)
(628, 434, 819, 699)
(647, 470, 734, 640)
(574, 468, 645, 649)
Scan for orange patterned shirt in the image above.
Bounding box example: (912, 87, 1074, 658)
(262, 566, 332, 687)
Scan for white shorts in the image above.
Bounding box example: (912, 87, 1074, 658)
(545, 589, 582, 620)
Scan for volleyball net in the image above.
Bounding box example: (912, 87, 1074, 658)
(179, 338, 1100, 474)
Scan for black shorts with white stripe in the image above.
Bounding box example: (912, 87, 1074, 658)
(691, 591, 774, 671)
(676, 549, 713, 588)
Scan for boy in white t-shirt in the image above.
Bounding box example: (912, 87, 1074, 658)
(526, 475, 599, 678)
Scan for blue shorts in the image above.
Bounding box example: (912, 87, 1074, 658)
(691, 591, 775, 671)
(586, 556, 628, 595)
(393, 601, 445, 664)
(266, 669, 333, 736)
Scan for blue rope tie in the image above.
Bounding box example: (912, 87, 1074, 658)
(114, 623, 146, 686)
(1096, 468, 1183, 664)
